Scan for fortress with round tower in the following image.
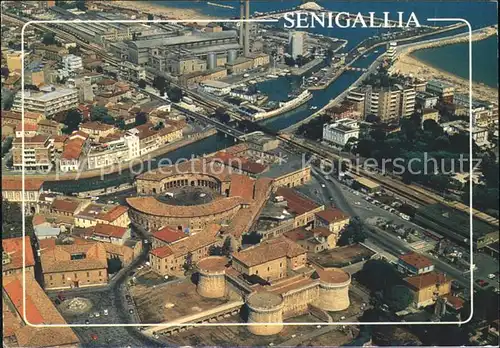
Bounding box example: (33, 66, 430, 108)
(193, 236, 351, 336)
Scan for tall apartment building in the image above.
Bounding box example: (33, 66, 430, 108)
(386, 42, 397, 61)
(62, 54, 83, 72)
(399, 85, 416, 118)
(12, 87, 78, 117)
(12, 135, 55, 171)
(288, 31, 305, 59)
(347, 84, 416, 123)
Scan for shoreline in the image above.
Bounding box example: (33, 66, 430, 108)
(392, 27, 498, 104)
(93, 1, 212, 21)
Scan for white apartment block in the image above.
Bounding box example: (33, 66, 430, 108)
(86, 131, 140, 169)
(62, 54, 83, 72)
(399, 85, 416, 117)
(386, 42, 397, 61)
(323, 118, 360, 147)
(12, 87, 78, 117)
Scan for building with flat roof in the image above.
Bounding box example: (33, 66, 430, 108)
(12, 87, 78, 117)
(323, 118, 360, 147)
(426, 79, 455, 103)
(125, 30, 239, 66)
(11, 135, 55, 172)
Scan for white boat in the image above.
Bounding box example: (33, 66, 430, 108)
(310, 106, 318, 110)
(266, 74, 279, 78)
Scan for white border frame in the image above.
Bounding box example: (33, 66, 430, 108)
(20, 16, 474, 329)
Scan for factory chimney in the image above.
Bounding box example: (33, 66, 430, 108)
(244, 0, 250, 57)
(239, 0, 244, 47)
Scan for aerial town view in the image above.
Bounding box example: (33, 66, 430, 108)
(1, 0, 499, 347)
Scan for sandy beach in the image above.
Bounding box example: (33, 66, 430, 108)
(392, 26, 498, 104)
(96, 1, 212, 21)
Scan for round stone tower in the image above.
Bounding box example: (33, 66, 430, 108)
(313, 267, 351, 311)
(196, 256, 228, 299)
(246, 291, 284, 336)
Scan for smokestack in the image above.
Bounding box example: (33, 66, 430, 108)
(244, 0, 250, 57)
(239, 0, 244, 47)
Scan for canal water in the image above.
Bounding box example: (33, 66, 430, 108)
(47, 1, 497, 192)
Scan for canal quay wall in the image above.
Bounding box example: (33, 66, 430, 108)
(9, 128, 217, 182)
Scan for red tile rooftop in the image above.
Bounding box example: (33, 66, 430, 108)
(51, 198, 80, 214)
(2, 178, 44, 191)
(2, 237, 36, 271)
(275, 187, 322, 216)
(404, 271, 451, 290)
(92, 223, 128, 238)
(315, 208, 350, 223)
(98, 205, 128, 222)
(398, 252, 434, 270)
(13, 134, 49, 144)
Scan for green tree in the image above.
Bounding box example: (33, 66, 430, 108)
(135, 111, 148, 126)
(357, 259, 401, 293)
(107, 258, 123, 274)
(42, 32, 56, 45)
(221, 237, 233, 256)
(90, 106, 108, 122)
(147, 14, 154, 21)
(2, 200, 34, 238)
(385, 285, 414, 311)
(75, 0, 87, 11)
(183, 252, 194, 273)
(167, 86, 183, 103)
(68, 46, 79, 55)
(1, 67, 9, 78)
(138, 79, 147, 89)
(214, 107, 230, 123)
(337, 217, 365, 246)
(152, 76, 167, 91)
(208, 245, 223, 256)
(1, 137, 13, 157)
(62, 109, 83, 134)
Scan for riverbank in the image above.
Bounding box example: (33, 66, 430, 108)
(94, 1, 211, 20)
(392, 26, 498, 103)
(7, 128, 217, 181)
